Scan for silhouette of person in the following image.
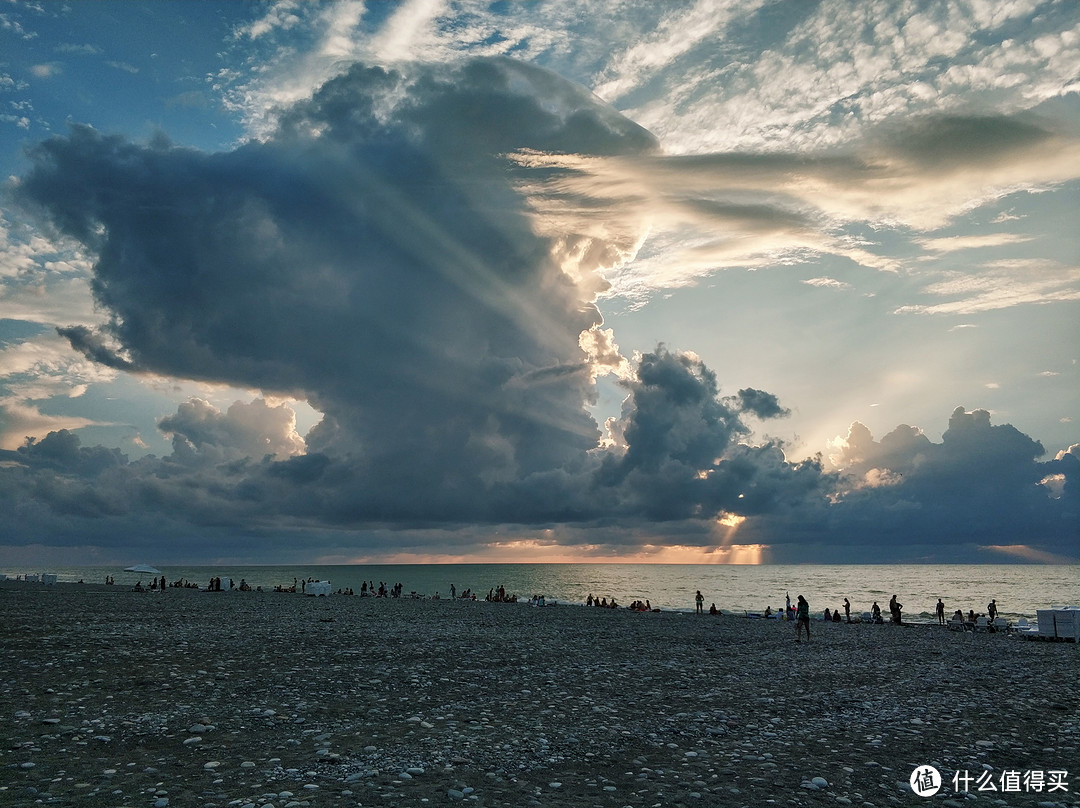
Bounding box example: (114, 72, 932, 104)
(796, 595, 810, 642)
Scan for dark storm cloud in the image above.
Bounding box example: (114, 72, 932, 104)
(828, 407, 1077, 553)
(732, 388, 791, 420)
(5, 58, 1076, 560)
(874, 115, 1057, 173)
(16, 58, 657, 506)
(55, 325, 135, 371)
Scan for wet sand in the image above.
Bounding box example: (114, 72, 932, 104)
(2, 582, 1078, 807)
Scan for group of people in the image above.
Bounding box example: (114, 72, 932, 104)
(938, 598, 1000, 626)
(132, 575, 170, 592)
(122, 574, 204, 591)
(790, 592, 1002, 639)
(585, 593, 622, 608)
(486, 585, 517, 603)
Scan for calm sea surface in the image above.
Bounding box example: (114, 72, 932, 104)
(2, 563, 1076, 620)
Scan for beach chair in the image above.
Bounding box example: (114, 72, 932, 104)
(991, 617, 1008, 632)
(947, 615, 967, 632)
(974, 616, 990, 631)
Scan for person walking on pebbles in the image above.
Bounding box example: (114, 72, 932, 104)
(796, 595, 810, 642)
(695, 590, 704, 614)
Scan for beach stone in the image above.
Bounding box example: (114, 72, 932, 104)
(189, 723, 207, 733)
(3, 576, 1077, 808)
(20, 761, 35, 769)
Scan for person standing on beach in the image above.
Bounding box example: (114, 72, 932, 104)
(844, 598, 851, 623)
(936, 598, 946, 625)
(988, 599, 998, 621)
(889, 594, 903, 625)
(695, 590, 704, 614)
(796, 595, 810, 642)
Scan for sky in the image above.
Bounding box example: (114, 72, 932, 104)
(0, 0, 1077, 566)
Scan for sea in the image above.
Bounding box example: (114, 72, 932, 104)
(2, 563, 1076, 621)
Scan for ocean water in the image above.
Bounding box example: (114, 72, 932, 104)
(3, 563, 1076, 621)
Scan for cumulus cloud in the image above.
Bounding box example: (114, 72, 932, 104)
(5, 56, 1076, 561)
(827, 407, 1077, 550)
(159, 397, 306, 465)
(732, 388, 791, 420)
(8, 58, 663, 525)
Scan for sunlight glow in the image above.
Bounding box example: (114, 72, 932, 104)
(327, 538, 771, 565)
(981, 544, 1078, 564)
(717, 512, 745, 528)
(1038, 473, 1066, 498)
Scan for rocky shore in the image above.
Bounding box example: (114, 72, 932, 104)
(2, 582, 1078, 807)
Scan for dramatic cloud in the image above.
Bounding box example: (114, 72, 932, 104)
(18, 59, 656, 500)
(827, 407, 1078, 556)
(159, 397, 306, 466)
(512, 113, 1080, 301)
(5, 56, 1076, 562)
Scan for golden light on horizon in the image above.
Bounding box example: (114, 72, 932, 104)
(325, 537, 771, 564)
(981, 544, 1078, 564)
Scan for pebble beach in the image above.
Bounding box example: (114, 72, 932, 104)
(2, 582, 1078, 808)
